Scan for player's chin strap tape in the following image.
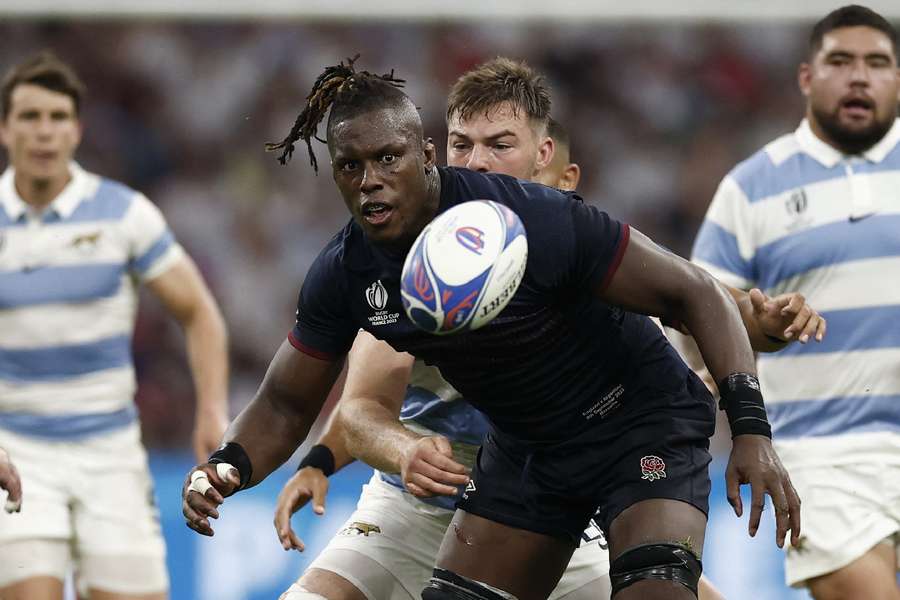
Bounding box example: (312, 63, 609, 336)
(208, 442, 253, 493)
(718, 372, 772, 439)
(422, 568, 519, 600)
(609, 543, 703, 598)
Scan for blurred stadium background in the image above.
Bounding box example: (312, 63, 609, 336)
(2, 1, 898, 598)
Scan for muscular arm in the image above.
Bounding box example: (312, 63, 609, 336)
(339, 331, 417, 473)
(224, 340, 344, 487)
(601, 228, 756, 384)
(147, 256, 230, 461)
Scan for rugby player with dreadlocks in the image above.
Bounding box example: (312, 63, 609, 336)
(182, 57, 802, 600)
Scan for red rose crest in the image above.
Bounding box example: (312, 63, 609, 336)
(640, 455, 667, 481)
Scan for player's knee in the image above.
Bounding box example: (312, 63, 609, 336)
(279, 583, 329, 600)
(422, 568, 519, 600)
(609, 542, 702, 598)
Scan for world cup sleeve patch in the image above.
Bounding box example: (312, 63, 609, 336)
(640, 455, 667, 481)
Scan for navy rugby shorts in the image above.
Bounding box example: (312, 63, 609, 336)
(457, 376, 716, 546)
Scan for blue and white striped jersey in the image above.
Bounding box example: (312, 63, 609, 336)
(692, 119, 900, 466)
(379, 360, 490, 511)
(0, 164, 183, 439)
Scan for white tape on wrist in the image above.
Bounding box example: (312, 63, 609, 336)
(189, 469, 213, 496)
(4, 498, 20, 513)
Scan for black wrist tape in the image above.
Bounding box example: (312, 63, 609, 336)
(298, 444, 336, 477)
(209, 442, 253, 491)
(718, 372, 772, 439)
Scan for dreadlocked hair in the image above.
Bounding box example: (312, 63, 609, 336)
(265, 55, 406, 173)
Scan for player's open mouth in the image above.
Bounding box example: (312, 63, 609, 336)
(362, 202, 394, 226)
(840, 96, 874, 119)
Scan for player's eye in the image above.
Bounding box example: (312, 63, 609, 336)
(493, 143, 513, 150)
(451, 143, 471, 152)
(381, 153, 398, 165)
(340, 160, 359, 172)
(868, 56, 891, 68)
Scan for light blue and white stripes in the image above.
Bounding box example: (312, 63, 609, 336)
(692, 120, 900, 458)
(0, 164, 182, 438)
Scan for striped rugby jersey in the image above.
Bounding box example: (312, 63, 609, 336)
(0, 163, 183, 439)
(692, 119, 900, 466)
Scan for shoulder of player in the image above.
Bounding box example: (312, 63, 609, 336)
(721, 132, 799, 203)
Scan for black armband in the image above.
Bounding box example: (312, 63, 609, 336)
(209, 442, 253, 491)
(718, 372, 772, 439)
(297, 444, 335, 477)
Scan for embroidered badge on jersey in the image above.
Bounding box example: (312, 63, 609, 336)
(640, 455, 667, 481)
(365, 280, 400, 327)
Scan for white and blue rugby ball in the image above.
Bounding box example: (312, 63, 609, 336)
(401, 200, 528, 335)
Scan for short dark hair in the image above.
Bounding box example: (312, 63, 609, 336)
(547, 117, 570, 152)
(265, 55, 407, 173)
(810, 5, 898, 58)
(1, 51, 85, 120)
(446, 57, 551, 131)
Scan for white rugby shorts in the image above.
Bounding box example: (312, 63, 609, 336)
(293, 474, 610, 600)
(0, 423, 168, 593)
(784, 461, 900, 586)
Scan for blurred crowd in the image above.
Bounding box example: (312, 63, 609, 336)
(0, 20, 812, 450)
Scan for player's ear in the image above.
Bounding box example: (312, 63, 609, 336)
(798, 62, 812, 98)
(536, 135, 554, 172)
(558, 163, 581, 192)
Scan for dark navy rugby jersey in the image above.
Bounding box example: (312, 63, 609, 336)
(290, 166, 705, 441)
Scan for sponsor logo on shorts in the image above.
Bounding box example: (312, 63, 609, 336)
(640, 455, 667, 481)
(462, 479, 476, 500)
(339, 521, 382, 537)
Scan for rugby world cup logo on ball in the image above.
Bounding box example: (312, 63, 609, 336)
(400, 200, 527, 335)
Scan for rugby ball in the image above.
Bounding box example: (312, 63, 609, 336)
(400, 200, 528, 335)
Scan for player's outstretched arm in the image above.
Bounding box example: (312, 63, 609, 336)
(273, 402, 358, 551)
(340, 331, 469, 498)
(183, 339, 343, 536)
(600, 227, 801, 549)
(147, 255, 230, 462)
(725, 286, 827, 352)
(0, 446, 22, 514)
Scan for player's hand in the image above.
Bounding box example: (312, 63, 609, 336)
(400, 436, 469, 498)
(182, 462, 240, 536)
(273, 466, 330, 552)
(191, 410, 229, 464)
(750, 288, 826, 344)
(726, 434, 801, 549)
(0, 447, 22, 513)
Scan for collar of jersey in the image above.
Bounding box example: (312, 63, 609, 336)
(0, 162, 90, 222)
(796, 118, 900, 168)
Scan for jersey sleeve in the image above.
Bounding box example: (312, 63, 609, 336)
(123, 193, 184, 282)
(690, 175, 757, 289)
(289, 248, 357, 361)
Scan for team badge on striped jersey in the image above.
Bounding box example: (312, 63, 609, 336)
(640, 455, 667, 481)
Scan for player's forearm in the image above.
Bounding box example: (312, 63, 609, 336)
(725, 287, 788, 353)
(677, 271, 757, 384)
(340, 396, 420, 474)
(223, 388, 317, 487)
(314, 410, 356, 473)
(182, 297, 229, 421)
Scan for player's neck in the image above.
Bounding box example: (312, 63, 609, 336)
(14, 170, 70, 212)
